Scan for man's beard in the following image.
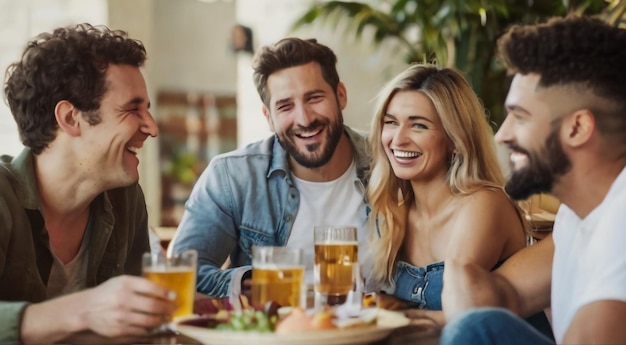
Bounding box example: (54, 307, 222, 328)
(505, 127, 572, 200)
(276, 114, 344, 169)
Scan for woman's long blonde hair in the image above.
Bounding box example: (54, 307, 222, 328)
(367, 64, 507, 285)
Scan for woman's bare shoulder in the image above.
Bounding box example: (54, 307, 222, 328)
(460, 187, 514, 209)
(454, 187, 523, 231)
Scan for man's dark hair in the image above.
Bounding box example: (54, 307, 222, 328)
(498, 15, 626, 142)
(251, 38, 340, 107)
(4, 23, 147, 154)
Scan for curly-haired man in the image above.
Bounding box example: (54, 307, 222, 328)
(0, 23, 173, 344)
(441, 15, 626, 344)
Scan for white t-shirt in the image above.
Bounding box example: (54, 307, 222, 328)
(286, 161, 368, 285)
(551, 166, 626, 343)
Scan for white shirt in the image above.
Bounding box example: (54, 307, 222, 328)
(286, 161, 368, 285)
(551, 166, 626, 342)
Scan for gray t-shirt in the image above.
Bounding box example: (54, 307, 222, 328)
(46, 218, 92, 298)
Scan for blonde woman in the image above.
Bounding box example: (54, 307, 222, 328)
(366, 64, 551, 336)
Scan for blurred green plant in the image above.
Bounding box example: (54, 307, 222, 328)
(163, 150, 199, 186)
(294, 0, 626, 129)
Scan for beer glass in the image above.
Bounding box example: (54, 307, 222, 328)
(251, 246, 305, 309)
(142, 250, 197, 324)
(314, 226, 359, 307)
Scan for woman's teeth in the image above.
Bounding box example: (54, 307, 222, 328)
(393, 150, 420, 158)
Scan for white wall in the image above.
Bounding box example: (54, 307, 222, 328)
(153, 0, 236, 94)
(0, 0, 108, 157)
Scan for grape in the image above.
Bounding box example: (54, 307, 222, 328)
(214, 307, 278, 332)
(205, 299, 285, 333)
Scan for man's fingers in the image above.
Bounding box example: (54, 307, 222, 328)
(125, 310, 171, 329)
(131, 290, 177, 316)
(121, 276, 175, 302)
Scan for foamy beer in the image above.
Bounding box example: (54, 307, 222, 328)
(251, 246, 305, 308)
(314, 226, 358, 307)
(142, 250, 197, 319)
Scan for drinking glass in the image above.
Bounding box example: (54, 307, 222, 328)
(313, 226, 359, 307)
(251, 246, 305, 309)
(142, 249, 197, 331)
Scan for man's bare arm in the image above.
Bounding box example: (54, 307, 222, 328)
(443, 234, 554, 321)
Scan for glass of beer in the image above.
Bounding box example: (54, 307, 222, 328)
(314, 226, 359, 307)
(142, 249, 197, 326)
(251, 246, 305, 309)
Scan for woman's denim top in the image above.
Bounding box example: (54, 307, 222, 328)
(393, 260, 505, 310)
(393, 260, 446, 310)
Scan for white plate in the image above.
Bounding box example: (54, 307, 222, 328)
(176, 309, 409, 345)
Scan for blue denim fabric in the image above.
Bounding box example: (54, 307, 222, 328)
(393, 261, 554, 340)
(170, 126, 370, 297)
(441, 308, 555, 345)
(393, 260, 445, 310)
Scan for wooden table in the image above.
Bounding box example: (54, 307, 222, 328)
(59, 330, 201, 344)
(376, 317, 440, 345)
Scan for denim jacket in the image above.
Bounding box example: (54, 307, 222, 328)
(170, 126, 370, 298)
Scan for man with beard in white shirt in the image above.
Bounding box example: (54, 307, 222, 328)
(440, 15, 626, 345)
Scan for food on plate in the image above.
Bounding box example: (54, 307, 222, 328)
(188, 299, 282, 333)
(311, 309, 336, 330)
(274, 308, 314, 334)
(191, 297, 378, 334)
(362, 293, 377, 308)
(215, 308, 277, 333)
(274, 308, 338, 334)
(274, 307, 377, 334)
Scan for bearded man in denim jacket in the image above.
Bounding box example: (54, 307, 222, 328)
(170, 38, 370, 300)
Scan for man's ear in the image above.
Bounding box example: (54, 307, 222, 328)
(55, 100, 81, 136)
(336, 81, 347, 110)
(562, 109, 594, 148)
(262, 105, 275, 132)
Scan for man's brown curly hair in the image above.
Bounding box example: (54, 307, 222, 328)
(4, 23, 147, 154)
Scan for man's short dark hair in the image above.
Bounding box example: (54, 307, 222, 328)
(251, 38, 340, 107)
